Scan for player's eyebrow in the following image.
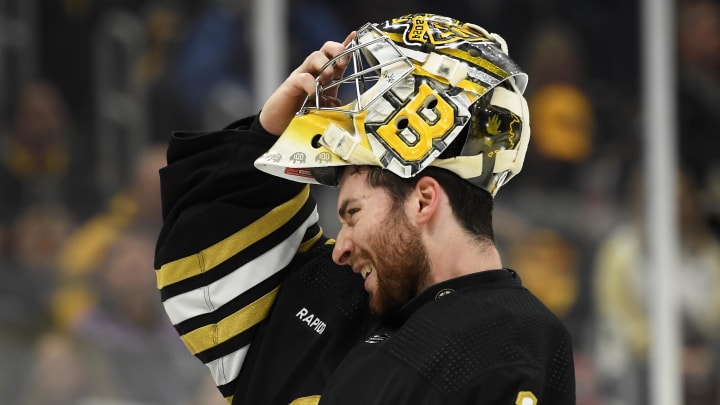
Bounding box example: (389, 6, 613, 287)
(337, 198, 354, 222)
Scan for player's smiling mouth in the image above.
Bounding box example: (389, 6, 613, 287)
(360, 265, 373, 280)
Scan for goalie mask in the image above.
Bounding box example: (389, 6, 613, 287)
(254, 13, 530, 196)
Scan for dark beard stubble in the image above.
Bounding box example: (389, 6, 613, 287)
(367, 207, 431, 318)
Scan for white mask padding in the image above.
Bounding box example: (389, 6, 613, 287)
(320, 123, 379, 165)
(489, 84, 530, 176)
(431, 154, 485, 179)
(422, 53, 468, 86)
(321, 124, 359, 160)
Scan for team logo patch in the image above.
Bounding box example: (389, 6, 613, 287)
(435, 288, 454, 299)
(515, 391, 538, 405)
(388, 14, 491, 47)
(365, 333, 391, 344)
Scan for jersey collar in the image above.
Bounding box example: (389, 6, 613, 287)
(395, 268, 521, 323)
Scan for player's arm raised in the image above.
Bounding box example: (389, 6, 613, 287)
(154, 36, 352, 402)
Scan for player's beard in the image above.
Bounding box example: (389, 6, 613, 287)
(367, 205, 430, 319)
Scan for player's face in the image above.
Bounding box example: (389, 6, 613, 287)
(332, 168, 431, 318)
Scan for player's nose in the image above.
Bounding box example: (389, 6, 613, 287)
(332, 225, 353, 266)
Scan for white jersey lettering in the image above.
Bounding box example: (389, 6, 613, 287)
(295, 307, 326, 335)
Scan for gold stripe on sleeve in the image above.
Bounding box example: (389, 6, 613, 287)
(289, 395, 321, 405)
(180, 286, 280, 355)
(157, 186, 310, 289)
(298, 227, 324, 253)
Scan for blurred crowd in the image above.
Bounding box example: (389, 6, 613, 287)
(0, 0, 718, 404)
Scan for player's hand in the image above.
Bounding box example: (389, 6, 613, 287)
(259, 31, 356, 136)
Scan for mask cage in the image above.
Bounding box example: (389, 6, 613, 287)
(298, 23, 415, 114)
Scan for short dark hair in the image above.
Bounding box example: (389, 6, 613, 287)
(361, 166, 495, 243)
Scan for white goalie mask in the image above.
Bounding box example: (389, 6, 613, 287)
(254, 13, 530, 196)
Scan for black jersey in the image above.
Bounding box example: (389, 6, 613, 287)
(320, 270, 576, 404)
(154, 115, 575, 404)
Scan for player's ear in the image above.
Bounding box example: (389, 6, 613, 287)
(414, 176, 441, 225)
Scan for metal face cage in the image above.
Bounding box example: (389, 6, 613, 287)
(298, 23, 415, 115)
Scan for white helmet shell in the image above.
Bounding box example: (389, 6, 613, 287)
(255, 13, 530, 196)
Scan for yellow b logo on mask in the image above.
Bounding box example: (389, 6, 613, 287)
(375, 82, 455, 162)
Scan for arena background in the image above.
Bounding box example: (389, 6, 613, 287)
(1, 0, 719, 404)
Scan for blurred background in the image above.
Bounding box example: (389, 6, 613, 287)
(0, 0, 719, 404)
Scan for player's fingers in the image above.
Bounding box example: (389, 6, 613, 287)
(259, 71, 315, 135)
(259, 33, 356, 135)
(334, 31, 357, 74)
(284, 71, 317, 97)
(306, 41, 347, 87)
(317, 32, 357, 98)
